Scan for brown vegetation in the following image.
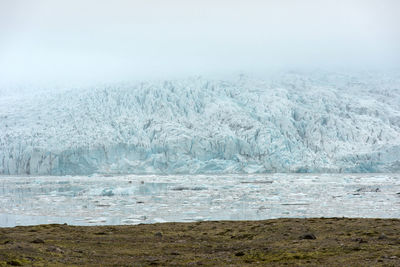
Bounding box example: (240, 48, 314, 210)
(1, 218, 399, 266)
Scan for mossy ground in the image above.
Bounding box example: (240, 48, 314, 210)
(0, 218, 399, 266)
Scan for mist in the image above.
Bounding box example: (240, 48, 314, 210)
(1, 0, 399, 86)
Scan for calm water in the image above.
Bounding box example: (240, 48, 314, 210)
(0, 173, 399, 227)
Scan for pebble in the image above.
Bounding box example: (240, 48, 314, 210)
(299, 233, 316, 240)
(31, 238, 45, 244)
(378, 233, 388, 240)
(154, 232, 163, 238)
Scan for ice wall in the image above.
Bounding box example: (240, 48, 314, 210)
(1, 72, 400, 175)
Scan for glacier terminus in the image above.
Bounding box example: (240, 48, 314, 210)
(1, 71, 400, 175)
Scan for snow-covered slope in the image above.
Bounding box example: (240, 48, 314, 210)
(1, 72, 400, 175)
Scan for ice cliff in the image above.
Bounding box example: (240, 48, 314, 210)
(1, 71, 400, 175)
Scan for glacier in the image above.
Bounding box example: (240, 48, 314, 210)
(0, 71, 400, 175)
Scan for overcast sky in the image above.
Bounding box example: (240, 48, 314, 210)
(0, 0, 399, 85)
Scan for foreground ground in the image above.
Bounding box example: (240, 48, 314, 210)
(0, 218, 399, 266)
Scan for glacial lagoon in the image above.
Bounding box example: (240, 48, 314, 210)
(0, 173, 399, 227)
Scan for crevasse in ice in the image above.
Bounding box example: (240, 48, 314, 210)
(1, 72, 399, 175)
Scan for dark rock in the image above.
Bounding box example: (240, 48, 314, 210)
(171, 186, 208, 191)
(378, 233, 388, 240)
(354, 238, 367, 243)
(172, 186, 190, 191)
(154, 232, 163, 238)
(31, 238, 45, 244)
(192, 186, 208, 191)
(146, 257, 159, 265)
(94, 232, 107, 235)
(7, 260, 23, 266)
(170, 251, 180, 255)
(235, 251, 245, 256)
(299, 233, 316, 240)
(356, 187, 380, 193)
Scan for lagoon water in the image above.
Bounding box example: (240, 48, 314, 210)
(0, 173, 399, 227)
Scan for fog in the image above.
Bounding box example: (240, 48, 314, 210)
(0, 0, 399, 86)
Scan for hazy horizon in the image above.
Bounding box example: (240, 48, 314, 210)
(1, 0, 400, 86)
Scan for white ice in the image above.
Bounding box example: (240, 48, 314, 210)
(0, 173, 399, 227)
(1, 72, 400, 175)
